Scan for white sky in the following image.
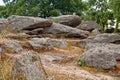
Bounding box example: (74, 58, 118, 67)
(0, 0, 5, 6)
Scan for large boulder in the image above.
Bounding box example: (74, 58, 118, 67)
(0, 19, 8, 32)
(85, 43, 120, 60)
(10, 50, 48, 80)
(51, 15, 81, 27)
(44, 23, 89, 39)
(27, 38, 68, 50)
(76, 21, 100, 31)
(93, 33, 120, 43)
(80, 47, 116, 69)
(7, 15, 52, 31)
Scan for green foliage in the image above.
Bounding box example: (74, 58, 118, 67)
(52, 18, 59, 23)
(0, 0, 86, 18)
(84, 0, 114, 32)
(78, 58, 85, 66)
(0, 0, 119, 33)
(109, 0, 120, 32)
(0, 78, 4, 80)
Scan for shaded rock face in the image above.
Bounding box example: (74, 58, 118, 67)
(44, 23, 89, 39)
(7, 15, 52, 31)
(10, 51, 48, 80)
(93, 33, 120, 43)
(5, 33, 31, 39)
(51, 15, 81, 27)
(76, 21, 100, 31)
(80, 47, 116, 69)
(27, 38, 68, 50)
(2, 41, 23, 53)
(25, 28, 44, 35)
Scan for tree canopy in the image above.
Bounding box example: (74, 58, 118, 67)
(0, 0, 120, 32)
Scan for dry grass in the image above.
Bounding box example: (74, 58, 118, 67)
(0, 53, 14, 80)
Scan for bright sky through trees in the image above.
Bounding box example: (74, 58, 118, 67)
(0, 0, 5, 5)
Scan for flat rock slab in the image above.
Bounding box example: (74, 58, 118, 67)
(51, 15, 81, 27)
(7, 15, 52, 31)
(27, 38, 68, 50)
(44, 23, 89, 39)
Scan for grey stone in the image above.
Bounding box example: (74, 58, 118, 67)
(27, 38, 53, 50)
(27, 38, 68, 50)
(0, 19, 8, 32)
(7, 15, 52, 31)
(49, 39, 68, 49)
(91, 29, 100, 36)
(76, 21, 100, 31)
(85, 43, 120, 60)
(93, 33, 120, 43)
(10, 50, 48, 80)
(2, 41, 23, 53)
(80, 47, 116, 69)
(44, 23, 89, 39)
(50, 15, 81, 27)
(5, 33, 31, 39)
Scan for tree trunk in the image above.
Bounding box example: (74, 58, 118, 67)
(114, 19, 119, 33)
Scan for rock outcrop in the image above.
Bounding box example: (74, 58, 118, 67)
(76, 21, 100, 31)
(27, 38, 68, 50)
(50, 15, 81, 27)
(85, 43, 120, 60)
(7, 15, 52, 31)
(80, 47, 116, 69)
(93, 33, 120, 43)
(5, 33, 31, 39)
(10, 50, 48, 80)
(44, 23, 89, 39)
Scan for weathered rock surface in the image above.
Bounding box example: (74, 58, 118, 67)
(27, 38, 68, 50)
(5, 33, 31, 39)
(76, 21, 100, 31)
(23, 28, 44, 35)
(7, 15, 52, 30)
(91, 29, 100, 36)
(27, 38, 53, 50)
(10, 50, 48, 80)
(51, 15, 81, 27)
(79, 36, 95, 48)
(80, 47, 116, 69)
(85, 43, 120, 60)
(44, 23, 89, 39)
(0, 19, 8, 32)
(2, 41, 23, 53)
(49, 39, 68, 49)
(93, 33, 120, 43)
(79, 33, 120, 48)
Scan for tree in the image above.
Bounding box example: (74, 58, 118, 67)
(85, 0, 114, 32)
(1, 0, 87, 18)
(109, 0, 120, 32)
